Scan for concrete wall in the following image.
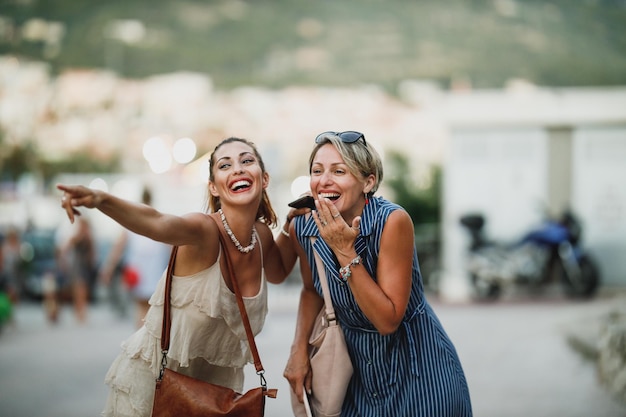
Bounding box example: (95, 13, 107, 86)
(572, 126, 626, 286)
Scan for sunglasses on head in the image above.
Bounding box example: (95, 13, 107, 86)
(315, 131, 366, 145)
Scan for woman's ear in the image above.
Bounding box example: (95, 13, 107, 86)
(363, 174, 376, 195)
(208, 181, 219, 197)
(262, 172, 270, 190)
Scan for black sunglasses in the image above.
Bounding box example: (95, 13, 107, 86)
(315, 131, 366, 145)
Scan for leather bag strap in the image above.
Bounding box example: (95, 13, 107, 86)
(159, 245, 178, 353)
(215, 223, 265, 373)
(159, 215, 266, 376)
(311, 236, 336, 322)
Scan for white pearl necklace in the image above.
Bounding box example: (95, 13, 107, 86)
(218, 209, 257, 254)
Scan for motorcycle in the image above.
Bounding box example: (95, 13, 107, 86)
(459, 210, 600, 300)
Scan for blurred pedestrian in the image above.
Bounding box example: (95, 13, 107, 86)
(57, 137, 299, 417)
(58, 216, 96, 324)
(1, 227, 22, 305)
(283, 131, 473, 417)
(0, 228, 21, 331)
(100, 187, 171, 328)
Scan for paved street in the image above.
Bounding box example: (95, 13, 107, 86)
(1, 286, 625, 417)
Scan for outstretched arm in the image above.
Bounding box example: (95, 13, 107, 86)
(57, 184, 207, 247)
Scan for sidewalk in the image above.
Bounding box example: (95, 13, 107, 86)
(564, 290, 626, 406)
(267, 285, 626, 417)
(1, 288, 625, 417)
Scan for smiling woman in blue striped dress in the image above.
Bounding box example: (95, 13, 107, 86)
(283, 131, 473, 417)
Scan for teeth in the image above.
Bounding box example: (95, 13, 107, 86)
(232, 180, 251, 190)
(319, 193, 340, 199)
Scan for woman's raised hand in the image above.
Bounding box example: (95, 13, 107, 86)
(57, 184, 101, 223)
(312, 197, 361, 255)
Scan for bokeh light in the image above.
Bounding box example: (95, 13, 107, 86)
(143, 136, 172, 174)
(172, 137, 197, 164)
(290, 175, 310, 198)
(89, 177, 109, 192)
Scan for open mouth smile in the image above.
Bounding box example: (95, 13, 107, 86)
(318, 192, 340, 201)
(230, 179, 252, 192)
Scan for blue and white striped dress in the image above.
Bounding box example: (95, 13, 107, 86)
(294, 197, 472, 417)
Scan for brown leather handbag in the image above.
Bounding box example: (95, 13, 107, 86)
(151, 220, 277, 417)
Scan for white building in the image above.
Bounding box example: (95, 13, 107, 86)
(437, 86, 626, 301)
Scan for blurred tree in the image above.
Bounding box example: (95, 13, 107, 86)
(1, 0, 624, 89)
(385, 150, 442, 291)
(1, 141, 120, 185)
(39, 150, 121, 180)
(0, 143, 37, 182)
(385, 150, 441, 226)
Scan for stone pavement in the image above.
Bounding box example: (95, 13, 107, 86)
(0, 287, 625, 417)
(563, 290, 626, 406)
(265, 286, 626, 417)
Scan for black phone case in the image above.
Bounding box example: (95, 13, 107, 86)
(288, 195, 316, 210)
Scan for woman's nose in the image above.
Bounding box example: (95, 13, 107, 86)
(320, 171, 333, 184)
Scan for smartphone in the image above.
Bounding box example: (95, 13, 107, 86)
(288, 195, 316, 210)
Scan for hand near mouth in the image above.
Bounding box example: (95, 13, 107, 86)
(313, 197, 361, 257)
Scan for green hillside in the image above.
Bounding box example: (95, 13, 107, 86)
(1, 0, 625, 91)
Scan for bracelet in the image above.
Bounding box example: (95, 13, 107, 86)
(339, 255, 362, 282)
(280, 216, 292, 237)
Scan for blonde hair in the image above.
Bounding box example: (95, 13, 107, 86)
(309, 133, 383, 197)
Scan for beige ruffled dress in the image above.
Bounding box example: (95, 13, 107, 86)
(101, 247, 268, 417)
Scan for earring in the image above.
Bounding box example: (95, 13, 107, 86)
(364, 192, 369, 205)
